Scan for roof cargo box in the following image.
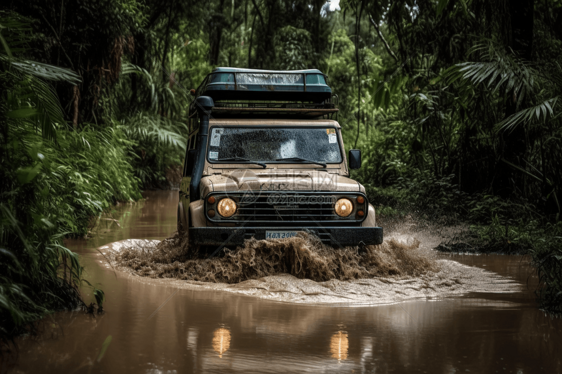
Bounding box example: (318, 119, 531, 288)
(196, 68, 332, 103)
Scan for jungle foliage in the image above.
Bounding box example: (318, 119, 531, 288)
(0, 13, 139, 345)
(1, 0, 562, 343)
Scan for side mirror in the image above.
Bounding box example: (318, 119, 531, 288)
(185, 149, 198, 176)
(348, 149, 361, 170)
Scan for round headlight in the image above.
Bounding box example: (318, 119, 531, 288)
(335, 198, 353, 217)
(217, 198, 237, 217)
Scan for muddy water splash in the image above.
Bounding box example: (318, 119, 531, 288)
(101, 231, 518, 305)
(112, 232, 434, 281)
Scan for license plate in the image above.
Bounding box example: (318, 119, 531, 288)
(265, 231, 298, 239)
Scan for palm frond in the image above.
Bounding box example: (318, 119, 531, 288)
(444, 42, 537, 108)
(5, 58, 81, 84)
(121, 62, 151, 80)
(499, 96, 560, 131)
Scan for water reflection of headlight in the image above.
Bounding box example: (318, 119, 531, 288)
(330, 331, 349, 361)
(212, 327, 231, 358)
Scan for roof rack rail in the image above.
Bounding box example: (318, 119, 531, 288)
(210, 100, 338, 119)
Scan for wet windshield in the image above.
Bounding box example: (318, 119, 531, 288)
(207, 127, 342, 164)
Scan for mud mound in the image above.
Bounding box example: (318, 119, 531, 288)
(112, 232, 437, 283)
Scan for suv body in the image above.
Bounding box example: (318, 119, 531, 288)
(178, 68, 383, 252)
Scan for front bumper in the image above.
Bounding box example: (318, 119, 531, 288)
(189, 226, 383, 247)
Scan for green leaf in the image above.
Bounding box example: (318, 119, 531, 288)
(373, 84, 385, 108)
(383, 89, 391, 109)
(7, 108, 38, 118)
(498, 97, 560, 131)
(0, 30, 13, 57)
(16, 164, 42, 184)
(97, 335, 113, 362)
(9, 59, 81, 84)
(94, 288, 105, 307)
(0, 247, 18, 262)
(41, 218, 54, 229)
(436, 0, 449, 16)
(500, 158, 543, 183)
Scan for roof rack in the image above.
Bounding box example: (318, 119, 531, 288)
(210, 98, 338, 119)
(195, 68, 332, 103)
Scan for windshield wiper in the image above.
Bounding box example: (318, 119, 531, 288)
(216, 157, 266, 168)
(276, 157, 327, 168)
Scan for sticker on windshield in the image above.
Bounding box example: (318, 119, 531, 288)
(328, 133, 337, 143)
(326, 128, 336, 134)
(209, 151, 219, 159)
(210, 129, 223, 147)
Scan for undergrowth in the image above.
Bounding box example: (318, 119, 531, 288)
(119, 113, 186, 189)
(0, 119, 140, 344)
(0, 13, 140, 346)
(41, 126, 142, 236)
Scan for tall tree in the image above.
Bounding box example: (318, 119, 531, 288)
(496, 0, 535, 197)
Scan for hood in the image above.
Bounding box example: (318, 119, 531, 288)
(200, 169, 363, 198)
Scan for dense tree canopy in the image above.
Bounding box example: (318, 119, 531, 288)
(1, 0, 562, 343)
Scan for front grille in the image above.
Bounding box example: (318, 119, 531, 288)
(206, 192, 366, 226)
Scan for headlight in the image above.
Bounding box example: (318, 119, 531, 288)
(334, 198, 353, 217)
(217, 198, 237, 217)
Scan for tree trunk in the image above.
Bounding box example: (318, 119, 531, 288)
(209, 0, 226, 65)
(354, 2, 364, 149)
(209, 25, 224, 65)
(495, 0, 534, 197)
(248, 14, 256, 67)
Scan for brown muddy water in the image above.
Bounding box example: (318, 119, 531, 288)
(9, 191, 562, 373)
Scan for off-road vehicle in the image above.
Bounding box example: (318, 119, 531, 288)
(178, 68, 383, 254)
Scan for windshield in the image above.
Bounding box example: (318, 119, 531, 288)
(207, 127, 342, 164)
